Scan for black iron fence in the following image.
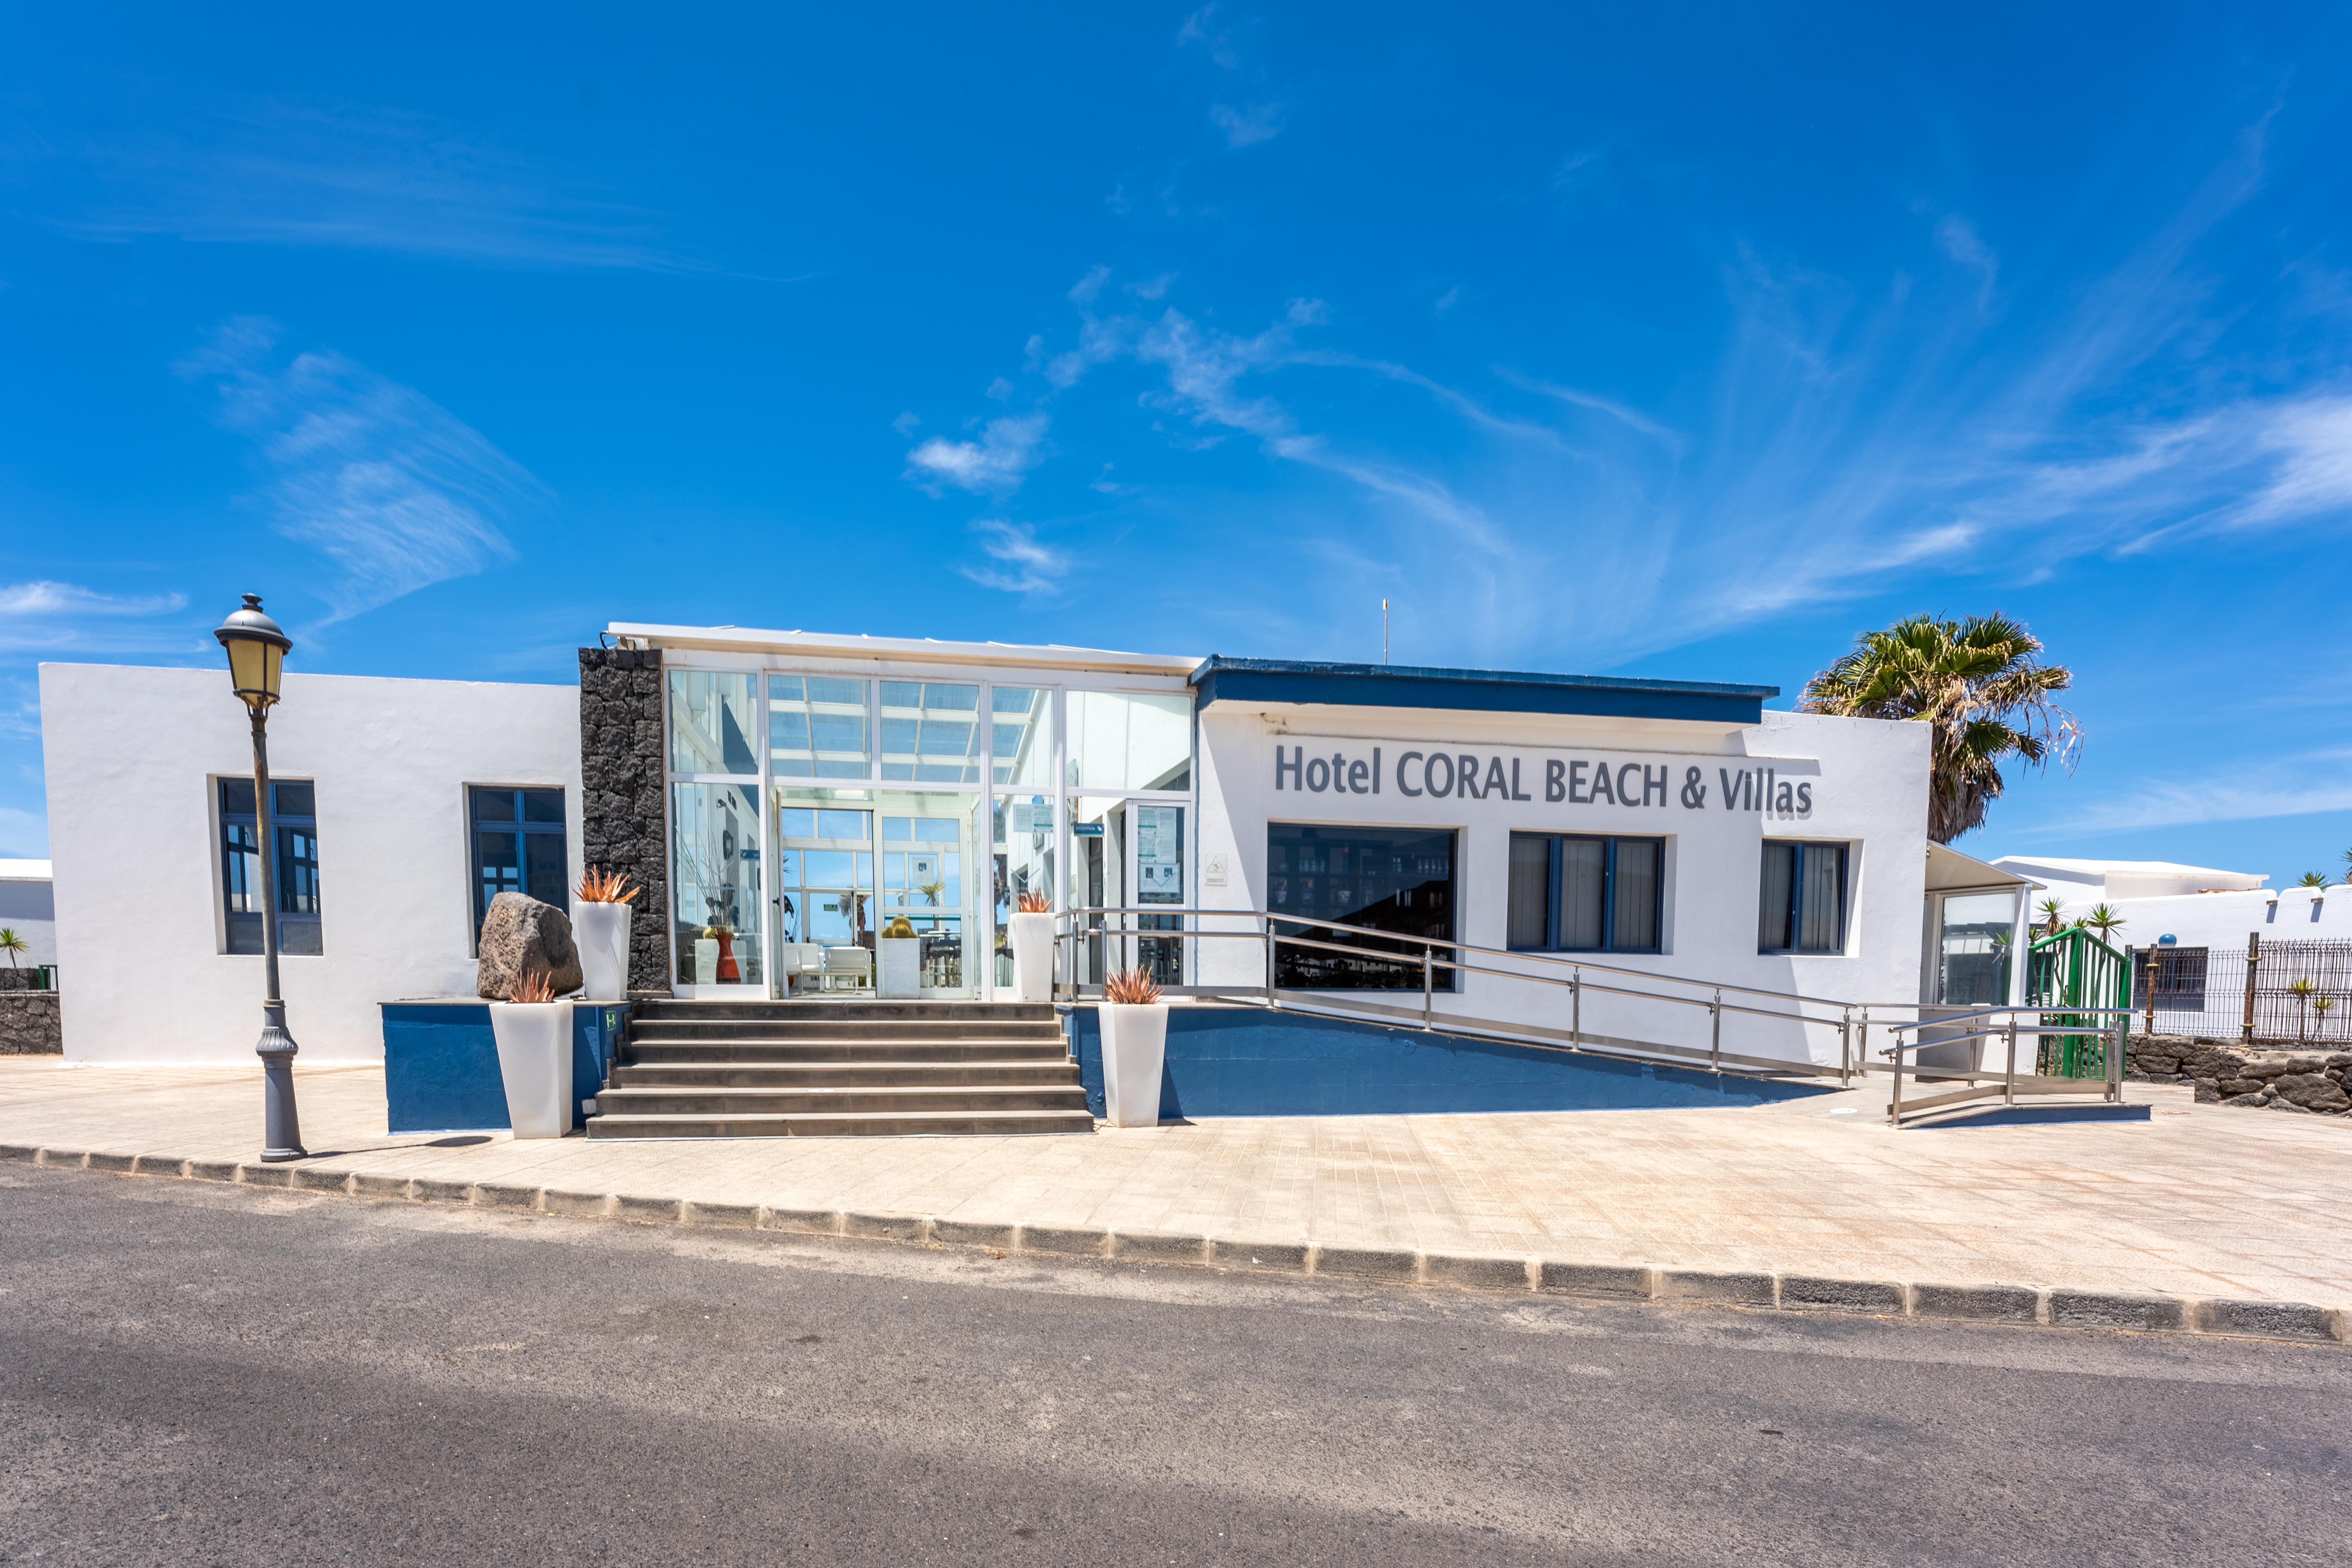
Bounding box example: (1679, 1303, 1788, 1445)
(2132, 936, 2352, 1045)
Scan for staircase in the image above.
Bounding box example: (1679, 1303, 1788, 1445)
(586, 999, 1095, 1138)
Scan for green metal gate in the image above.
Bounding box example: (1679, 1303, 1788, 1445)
(2027, 927, 2128, 1078)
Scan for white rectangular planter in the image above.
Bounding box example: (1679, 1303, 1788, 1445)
(575, 903, 632, 1002)
(1098, 1003, 1168, 1128)
(878, 936, 922, 998)
(491, 1000, 575, 1139)
(1009, 912, 1056, 1003)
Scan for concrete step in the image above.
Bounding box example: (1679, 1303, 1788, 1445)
(629, 1018, 1067, 1042)
(595, 1085, 1090, 1116)
(584, 1108, 1098, 1139)
(628, 1000, 1058, 1024)
(623, 1039, 1072, 1064)
(611, 1060, 1082, 1089)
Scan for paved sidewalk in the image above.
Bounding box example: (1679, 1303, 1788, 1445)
(5, 1057, 2350, 1319)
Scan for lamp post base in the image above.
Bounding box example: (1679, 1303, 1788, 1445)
(257, 1004, 306, 1162)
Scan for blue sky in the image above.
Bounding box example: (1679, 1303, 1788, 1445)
(5, 3, 2352, 885)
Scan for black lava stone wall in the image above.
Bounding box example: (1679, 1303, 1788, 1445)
(578, 646, 670, 994)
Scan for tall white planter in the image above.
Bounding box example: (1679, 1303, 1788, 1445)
(1098, 1003, 1169, 1128)
(878, 936, 922, 998)
(1009, 912, 1056, 1003)
(575, 903, 632, 1002)
(491, 1000, 575, 1139)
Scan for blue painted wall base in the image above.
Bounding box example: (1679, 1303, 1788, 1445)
(382, 1001, 631, 1134)
(1067, 1005, 1831, 1119)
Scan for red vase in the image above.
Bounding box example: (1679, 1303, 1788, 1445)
(716, 929, 740, 982)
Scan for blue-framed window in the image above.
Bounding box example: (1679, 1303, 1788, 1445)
(1507, 833, 1662, 953)
(220, 778, 323, 955)
(470, 787, 569, 940)
(1759, 841, 1848, 954)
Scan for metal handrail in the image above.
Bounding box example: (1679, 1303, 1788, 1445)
(1052, 904, 1890, 1084)
(1879, 1002, 2129, 1127)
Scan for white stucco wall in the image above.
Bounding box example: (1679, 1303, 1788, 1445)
(1193, 703, 1930, 1068)
(2031, 884, 2350, 953)
(40, 664, 581, 1064)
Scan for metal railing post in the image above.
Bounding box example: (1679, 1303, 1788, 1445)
(1265, 922, 1278, 1009)
(1571, 968, 1582, 1050)
(2242, 931, 2260, 1044)
(1858, 1008, 1869, 1083)
(1422, 944, 1434, 1029)
(1709, 988, 1722, 1072)
(1839, 1007, 1852, 1089)
(1889, 1029, 1906, 1124)
(2004, 1016, 2017, 1106)
(2111, 1009, 2127, 1103)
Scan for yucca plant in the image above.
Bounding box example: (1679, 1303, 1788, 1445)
(1016, 888, 1052, 915)
(1102, 967, 1163, 1005)
(2297, 871, 2329, 890)
(2038, 897, 2066, 937)
(2082, 903, 2125, 942)
(2315, 995, 2338, 1034)
(508, 968, 560, 1005)
(575, 865, 641, 904)
(0, 927, 24, 968)
(2289, 977, 2317, 1040)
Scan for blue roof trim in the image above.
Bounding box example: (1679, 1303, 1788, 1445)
(1189, 656, 1777, 725)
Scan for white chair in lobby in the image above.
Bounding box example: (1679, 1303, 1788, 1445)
(778, 943, 825, 993)
(821, 944, 873, 991)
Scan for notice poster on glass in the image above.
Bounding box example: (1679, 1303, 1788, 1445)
(1135, 805, 1183, 903)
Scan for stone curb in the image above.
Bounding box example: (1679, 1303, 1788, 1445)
(12, 1140, 2351, 1347)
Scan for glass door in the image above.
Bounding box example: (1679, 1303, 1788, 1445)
(1131, 803, 1185, 986)
(769, 796, 874, 996)
(876, 793, 983, 999)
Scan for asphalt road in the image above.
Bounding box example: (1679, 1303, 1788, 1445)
(4, 1164, 2348, 1566)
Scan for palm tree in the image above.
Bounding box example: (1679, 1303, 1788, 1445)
(2082, 903, 2125, 944)
(1800, 613, 2080, 843)
(2297, 871, 2329, 889)
(0, 927, 23, 968)
(2037, 897, 2067, 938)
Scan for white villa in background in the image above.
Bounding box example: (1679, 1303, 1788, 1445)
(1987, 854, 2349, 953)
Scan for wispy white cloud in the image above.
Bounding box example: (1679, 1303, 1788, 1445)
(31, 98, 717, 272)
(2017, 748, 2352, 835)
(959, 519, 1070, 597)
(1933, 214, 1999, 306)
(1209, 102, 1284, 149)
(178, 318, 541, 622)
(905, 412, 1052, 495)
(0, 581, 192, 653)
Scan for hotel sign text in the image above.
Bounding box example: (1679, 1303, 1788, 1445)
(1271, 744, 1814, 815)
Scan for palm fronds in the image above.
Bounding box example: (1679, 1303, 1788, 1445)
(1800, 613, 2078, 843)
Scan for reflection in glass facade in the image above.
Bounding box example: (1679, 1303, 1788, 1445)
(768, 675, 870, 779)
(990, 686, 1054, 788)
(1266, 823, 1454, 990)
(880, 681, 981, 784)
(1066, 690, 1190, 791)
(219, 777, 324, 955)
(667, 672, 759, 776)
(1937, 890, 2017, 1005)
(671, 782, 763, 985)
(1759, 841, 1847, 954)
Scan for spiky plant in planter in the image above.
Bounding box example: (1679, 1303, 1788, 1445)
(575, 865, 641, 905)
(1017, 888, 1052, 914)
(1103, 967, 1163, 1005)
(508, 967, 559, 1004)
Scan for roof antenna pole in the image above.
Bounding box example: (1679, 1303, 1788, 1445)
(1382, 598, 1389, 665)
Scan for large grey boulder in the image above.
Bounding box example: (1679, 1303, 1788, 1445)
(476, 893, 583, 1000)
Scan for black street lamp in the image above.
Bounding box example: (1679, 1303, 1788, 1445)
(215, 594, 306, 1162)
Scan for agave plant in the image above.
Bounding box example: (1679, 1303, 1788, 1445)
(1016, 888, 1052, 915)
(508, 967, 559, 1004)
(575, 865, 641, 904)
(1102, 967, 1163, 1005)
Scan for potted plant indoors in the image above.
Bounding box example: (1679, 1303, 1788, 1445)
(1010, 888, 1055, 1003)
(573, 866, 639, 1002)
(489, 967, 574, 1139)
(878, 914, 922, 998)
(1097, 967, 1168, 1128)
